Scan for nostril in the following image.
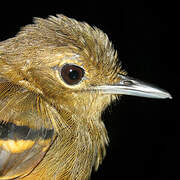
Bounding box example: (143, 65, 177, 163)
(123, 80, 134, 86)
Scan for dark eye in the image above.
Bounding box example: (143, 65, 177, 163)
(60, 64, 85, 85)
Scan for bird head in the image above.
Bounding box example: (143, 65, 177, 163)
(0, 14, 172, 179)
(0, 15, 171, 121)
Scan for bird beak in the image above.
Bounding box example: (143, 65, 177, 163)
(95, 75, 172, 99)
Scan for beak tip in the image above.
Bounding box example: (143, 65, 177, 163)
(160, 90, 172, 99)
(167, 93, 173, 99)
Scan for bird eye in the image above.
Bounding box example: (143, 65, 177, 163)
(60, 64, 85, 85)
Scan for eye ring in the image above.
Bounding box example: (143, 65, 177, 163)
(60, 64, 85, 85)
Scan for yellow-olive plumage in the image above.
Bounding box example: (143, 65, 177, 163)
(0, 15, 171, 180)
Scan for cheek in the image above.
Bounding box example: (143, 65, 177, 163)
(88, 94, 113, 114)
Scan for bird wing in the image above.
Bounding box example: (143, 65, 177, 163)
(0, 79, 56, 179)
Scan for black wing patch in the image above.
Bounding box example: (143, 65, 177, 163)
(0, 122, 55, 179)
(0, 122, 54, 140)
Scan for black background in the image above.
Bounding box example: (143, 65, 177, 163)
(0, 1, 178, 180)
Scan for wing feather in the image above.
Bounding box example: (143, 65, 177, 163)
(0, 80, 56, 179)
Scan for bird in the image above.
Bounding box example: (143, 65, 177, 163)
(0, 14, 171, 180)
